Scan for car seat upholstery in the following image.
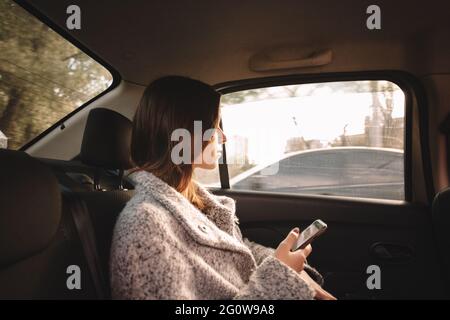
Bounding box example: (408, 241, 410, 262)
(0, 149, 97, 299)
(75, 108, 135, 297)
(0, 108, 135, 299)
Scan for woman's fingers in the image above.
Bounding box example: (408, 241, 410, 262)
(301, 244, 312, 258)
(292, 244, 312, 267)
(275, 228, 312, 273)
(315, 287, 337, 300)
(299, 270, 337, 300)
(278, 228, 300, 251)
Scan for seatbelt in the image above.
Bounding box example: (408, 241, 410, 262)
(64, 191, 106, 299)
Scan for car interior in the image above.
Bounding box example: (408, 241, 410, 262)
(1, 0, 450, 299)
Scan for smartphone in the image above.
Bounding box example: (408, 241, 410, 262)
(291, 219, 328, 251)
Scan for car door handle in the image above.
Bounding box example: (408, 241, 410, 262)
(370, 242, 415, 263)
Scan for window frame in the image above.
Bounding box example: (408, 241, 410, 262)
(12, 0, 121, 152)
(214, 71, 426, 203)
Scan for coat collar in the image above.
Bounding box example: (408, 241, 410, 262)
(129, 170, 254, 258)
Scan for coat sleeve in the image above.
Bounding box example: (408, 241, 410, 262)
(243, 237, 275, 265)
(232, 223, 275, 265)
(112, 236, 315, 300)
(233, 255, 315, 300)
(111, 211, 315, 300)
(241, 234, 324, 286)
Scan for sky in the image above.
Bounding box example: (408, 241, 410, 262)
(221, 89, 405, 164)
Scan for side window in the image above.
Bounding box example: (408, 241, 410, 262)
(220, 80, 406, 200)
(0, 0, 113, 150)
(194, 166, 221, 188)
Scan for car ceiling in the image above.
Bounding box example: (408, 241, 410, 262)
(22, 0, 450, 85)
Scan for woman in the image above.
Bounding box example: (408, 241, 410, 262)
(110, 76, 335, 300)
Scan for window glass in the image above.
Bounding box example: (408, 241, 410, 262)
(219, 80, 405, 200)
(0, 0, 113, 150)
(194, 167, 221, 188)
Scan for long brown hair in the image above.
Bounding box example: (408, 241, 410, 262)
(130, 76, 221, 210)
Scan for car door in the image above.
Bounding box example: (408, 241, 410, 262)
(203, 73, 447, 299)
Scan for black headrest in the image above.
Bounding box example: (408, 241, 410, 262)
(0, 150, 61, 267)
(80, 108, 133, 170)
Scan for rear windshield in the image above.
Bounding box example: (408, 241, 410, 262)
(0, 0, 113, 150)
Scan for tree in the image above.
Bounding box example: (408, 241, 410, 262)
(0, 0, 112, 149)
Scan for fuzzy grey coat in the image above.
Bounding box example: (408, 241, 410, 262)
(110, 170, 319, 300)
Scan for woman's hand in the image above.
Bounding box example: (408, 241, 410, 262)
(274, 228, 312, 273)
(274, 228, 336, 300)
(298, 270, 337, 300)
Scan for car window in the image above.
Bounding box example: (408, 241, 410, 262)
(194, 166, 221, 188)
(218, 80, 405, 200)
(0, 0, 113, 150)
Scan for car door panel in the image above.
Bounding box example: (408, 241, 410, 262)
(213, 189, 447, 299)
